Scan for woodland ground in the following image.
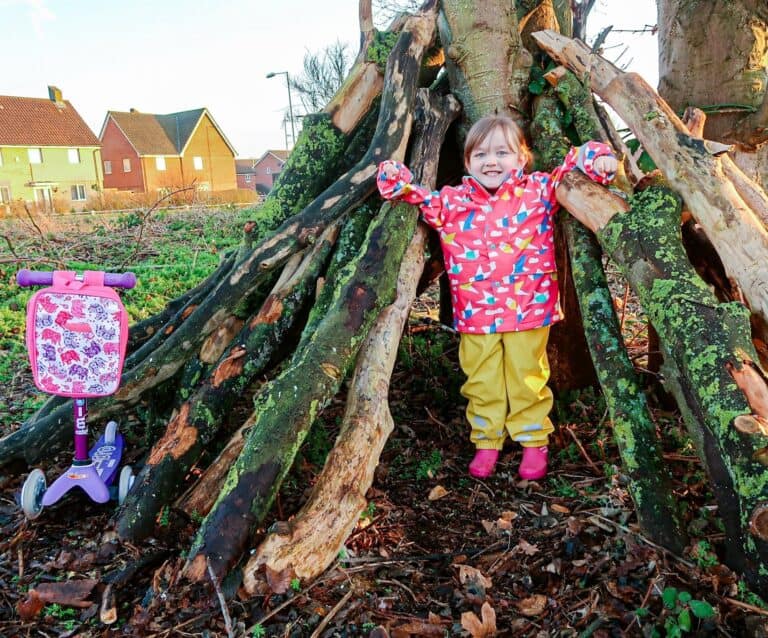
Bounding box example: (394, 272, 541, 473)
(0, 208, 765, 637)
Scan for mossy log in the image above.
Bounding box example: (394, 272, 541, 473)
(242, 90, 461, 594)
(532, 29, 768, 327)
(558, 172, 768, 595)
(564, 217, 687, 551)
(529, 90, 597, 390)
(182, 4, 439, 583)
(531, 79, 686, 550)
(114, 225, 340, 542)
(184, 199, 420, 582)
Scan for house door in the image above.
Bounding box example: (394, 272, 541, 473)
(33, 187, 53, 212)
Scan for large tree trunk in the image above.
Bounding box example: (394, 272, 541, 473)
(658, 0, 768, 180)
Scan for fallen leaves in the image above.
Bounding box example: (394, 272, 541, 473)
(427, 484, 449, 500)
(16, 579, 98, 620)
(457, 564, 493, 590)
(391, 612, 448, 637)
(516, 593, 548, 617)
(461, 601, 497, 637)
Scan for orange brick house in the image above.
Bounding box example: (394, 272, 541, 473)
(99, 108, 237, 197)
(235, 150, 288, 194)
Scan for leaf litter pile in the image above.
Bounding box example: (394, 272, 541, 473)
(1, 214, 766, 637)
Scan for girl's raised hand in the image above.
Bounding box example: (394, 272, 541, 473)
(593, 155, 618, 177)
(378, 160, 401, 181)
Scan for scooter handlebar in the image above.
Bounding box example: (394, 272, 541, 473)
(17, 269, 137, 289)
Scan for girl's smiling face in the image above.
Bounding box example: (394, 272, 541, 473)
(466, 126, 526, 192)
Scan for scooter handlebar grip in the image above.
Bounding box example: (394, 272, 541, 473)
(104, 272, 137, 289)
(17, 269, 137, 289)
(16, 269, 52, 287)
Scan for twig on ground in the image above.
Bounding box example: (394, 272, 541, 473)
(590, 513, 696, 568)
(424, 407, 451, 435)
(377, 578, 418, 603)
(245, 565, 345, 632)
(309, 588, 354, 638)
(723, 596, 768, 616)
(207, 558, 234, 638)
(564, 425, 602, 475)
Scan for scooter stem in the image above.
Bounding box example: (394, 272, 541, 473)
(74, 398, 89, 461)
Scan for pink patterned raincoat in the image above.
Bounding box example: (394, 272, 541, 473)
(377, 142, 615, 334)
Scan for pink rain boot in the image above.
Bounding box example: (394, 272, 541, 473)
(469, 449, 498, 478)
(519, 446, 548, 480)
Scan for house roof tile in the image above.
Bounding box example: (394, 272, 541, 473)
(0, 95, 99, 147)
(106, 108, 236, 157)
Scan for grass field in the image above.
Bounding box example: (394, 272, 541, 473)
(0, 205, 254, 432)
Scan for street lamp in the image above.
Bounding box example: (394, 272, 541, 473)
(266, 70, 296, 148)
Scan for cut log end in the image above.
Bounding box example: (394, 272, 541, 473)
(543, 66, 568, 87)
(735, 415, 768, 437)
(750, 504, 768, 542)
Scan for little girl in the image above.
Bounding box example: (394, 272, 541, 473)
(377, 115, 617, 480)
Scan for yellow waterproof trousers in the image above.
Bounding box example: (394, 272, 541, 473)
(458, 327, 554, 450)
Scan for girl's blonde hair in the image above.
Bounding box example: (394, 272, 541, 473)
(463, 115, 532, 170)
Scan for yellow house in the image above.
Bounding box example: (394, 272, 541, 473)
(0, 86, 102, 213)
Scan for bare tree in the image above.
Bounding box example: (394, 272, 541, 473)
(290, 40, 353, 113)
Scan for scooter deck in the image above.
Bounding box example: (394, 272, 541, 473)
(89, 432, 125, 486)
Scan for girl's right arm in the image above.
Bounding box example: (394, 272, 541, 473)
(376, 160, 445, 228)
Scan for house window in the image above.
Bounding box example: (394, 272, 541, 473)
(68, 148, 80, 164)
(104, 160, 112, 175)
(156, 156, 166, 171)
(71, 184, 87, 201)
(0, 187, 10, 203)
(193, 156, 203, 170)
(28, 148, 42, 164)
(244, 174, 252, 183)
(123, 158, 132, 172)
(266, 167, 272, 175)
(197, 182, 210, 192)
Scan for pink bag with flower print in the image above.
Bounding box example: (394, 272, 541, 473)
(25, 271, 129, 398)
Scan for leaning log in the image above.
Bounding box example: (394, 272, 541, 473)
(183, 199, 419, 582)
(532, 29, 768, 328)
(114, 224, 339, 541)
(558, 172, 768, 595)
(535, 73, 686, 551)
(183, 2, 440, 582)
(242, 90, 461, 593)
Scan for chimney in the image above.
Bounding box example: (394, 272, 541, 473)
(48, 85, 64, 107)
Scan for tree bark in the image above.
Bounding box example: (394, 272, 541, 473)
(114, 225, 340, 541)
(536, 69, 686, 550)
(438, 0, 531, 125)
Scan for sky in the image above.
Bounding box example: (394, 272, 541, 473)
(2, 0, 658, 159)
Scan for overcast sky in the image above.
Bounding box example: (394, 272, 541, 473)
(2, 0, 657, 158)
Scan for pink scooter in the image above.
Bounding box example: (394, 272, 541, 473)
(17, 269, 136, 519)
